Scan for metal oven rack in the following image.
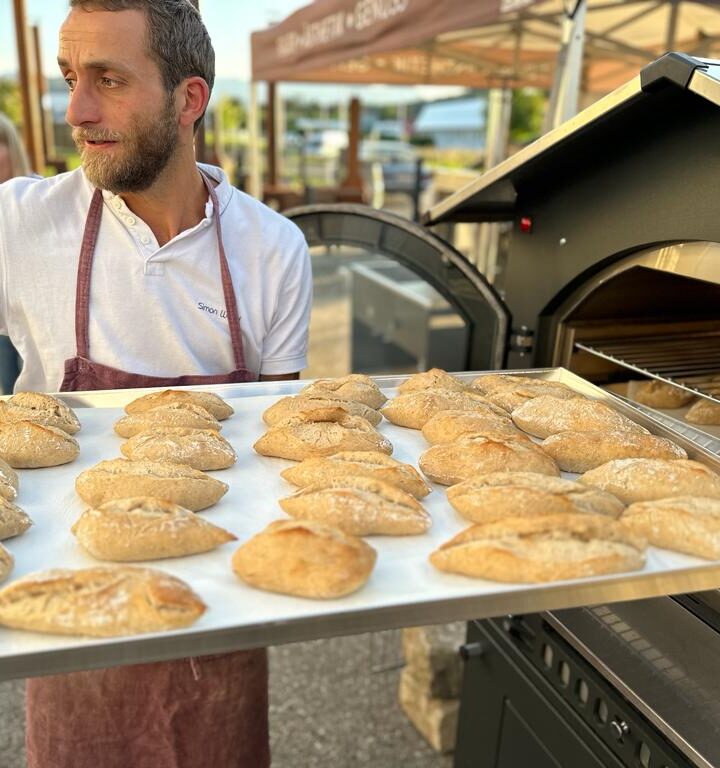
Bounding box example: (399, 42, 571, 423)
(575, 331, 720, 404)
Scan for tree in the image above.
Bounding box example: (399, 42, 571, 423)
(0, 79, 23, 125)
(510, 88, 546, 144)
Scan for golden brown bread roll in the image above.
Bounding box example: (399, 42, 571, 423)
(262, 394, 382, 427)
(121, 427, 236, 471)
(0, 392, 81, 434)
(300, 374, 387, 409)
(685, 398, 720, 425)
(485, 383, 580, 413)
(429, 514, 646, 582)
(71, 497, 236, 561)
(0, 566, 206, 636)
(125, 389, 234, 420)
(232, 519, 376, 598)
(398, 369, 467, 394)
(512, 395, 649, 439)
(622, 496, 720, 559)
(0, 497, 32, 540)
(0, 543, 12, 583)
(421, 408, 518, 445)
(0, 421, 79, 468)
(541, 429, 687, 473)
(279, 475, 431, 536)
(419, 436, 559, 486)
(381, 388, 505, 430)
(447, 472, 625, 524)
(253, 408, 392, 461)
(280, 451, 431, 498)
(114, 402, 221, 438)
(630, 380, 695, 409)
(0, 458, 18, 502)
(471, 374, 573, 395)
(75, 458, 228, 512)
(580, 459, 720, 504)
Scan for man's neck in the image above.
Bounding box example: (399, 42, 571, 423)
(119, 155, 210, 247)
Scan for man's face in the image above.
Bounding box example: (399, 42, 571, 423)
(58, 7, 181, 193)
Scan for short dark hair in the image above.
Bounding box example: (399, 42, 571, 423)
(69, 0, 215, 131)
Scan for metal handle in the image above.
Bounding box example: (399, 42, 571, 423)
(609, 718, 630, 741)
(459, 641, 486, 660)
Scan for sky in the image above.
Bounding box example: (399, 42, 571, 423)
(0, 0, 465, 105)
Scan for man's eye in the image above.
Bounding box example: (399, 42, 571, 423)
(64, 78, 76, 91)
(100, 77, 120, 88)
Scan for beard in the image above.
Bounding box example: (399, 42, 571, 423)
(74, 96, 180, 194)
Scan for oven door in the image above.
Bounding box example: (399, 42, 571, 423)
(284, 204, 510, 378)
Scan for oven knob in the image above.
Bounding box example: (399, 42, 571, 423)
(609, 718, 630, 741)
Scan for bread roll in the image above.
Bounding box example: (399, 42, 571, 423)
(631, 380, 695, 409)
(300, 374, 387, 409)
(485, 383, 580, 413)
(541, 430, 687, 473)
(471, 374, 573, 395)
(447, 472, 625, 524)
(114, 402, 221, 438)
(121, 427, 236, 471)
(232, 519, 376, 599)
(622, 496, 720, 559)
(0, 458, 18, 501)
(512, 396, 648, 439)
(75, 458, 228, 512)
(125, 389, 234, 420)
(0, 392, 81, 434)
(0, 421, 79, 468)
(419, 436, 559, 486)
(0, 543, 12, 583)
(253, 408, 392, 461)
(381, 388, 505, 430)
(429, 514, 646, 582)
(398, 369, 467, 394)
(71, 497, 236, 561)
(262, 394, 382, 427)
(421, 408, 518, 445)
(580, 459, 720, 504)
(279, 475, 431, 536)
(0, 566, 206, 637)
(0, 497, 32, 540)
(281, 451, 431, 498)
(685, 398, 720, 425)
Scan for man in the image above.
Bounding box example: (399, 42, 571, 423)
(0, 1, 312, 766)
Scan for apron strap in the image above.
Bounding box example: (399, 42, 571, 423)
(75, 188, 104, 359)
(199, 171, 247, 372)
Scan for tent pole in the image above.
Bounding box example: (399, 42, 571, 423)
(247, 81, 262, 199)
(340, 97, 363, 200)
(12, 0, 44, 173)
(475, 88, 512, 278)
(666, 0, 680, 51)
(543, 0, 587, 132)
(267, 82, 277, 189)
(275, 84, 285, 186)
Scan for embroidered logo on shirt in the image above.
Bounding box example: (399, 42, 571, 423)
(197, 301, 227, 319)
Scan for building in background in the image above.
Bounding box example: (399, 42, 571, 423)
(413, 96, 487, 150)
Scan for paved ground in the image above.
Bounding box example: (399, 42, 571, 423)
(0, 630, 455, 768)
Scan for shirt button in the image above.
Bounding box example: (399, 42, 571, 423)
(113, 200, 122, 209)
(141, 235, 150, 245)
(126, 216, 136, 226)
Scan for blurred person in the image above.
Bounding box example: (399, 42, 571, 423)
(0, 112, 31, 393)
(0, 111, 31, 182)
(0, 2, 312, 767)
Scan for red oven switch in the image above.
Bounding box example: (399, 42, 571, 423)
(519, 216, 533, 233)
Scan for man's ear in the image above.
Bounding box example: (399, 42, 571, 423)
(177, 76, 209, 130)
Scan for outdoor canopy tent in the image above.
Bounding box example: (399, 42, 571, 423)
(251, 0, 720, 93)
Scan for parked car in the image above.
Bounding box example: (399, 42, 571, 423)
(360, 140, 432, 193)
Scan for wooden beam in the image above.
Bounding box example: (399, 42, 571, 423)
(266, 81, 277, 188)
(340, 97, 362, 192)
(31, 25, 55, 166)
(12, 0, 44, 172)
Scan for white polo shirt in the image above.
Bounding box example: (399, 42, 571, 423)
(0, 164, 312, 392)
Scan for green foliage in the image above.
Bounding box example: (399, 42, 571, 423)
(510, 88, 546, 144)
(216, 96, 245, 133)
(0, 78, 23, 125)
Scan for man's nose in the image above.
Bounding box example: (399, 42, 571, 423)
(65, 80, 101, 127)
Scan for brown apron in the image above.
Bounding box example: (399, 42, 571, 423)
(26, 172, 270, 768)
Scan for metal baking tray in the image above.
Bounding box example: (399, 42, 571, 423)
(1, 367, 719, 682)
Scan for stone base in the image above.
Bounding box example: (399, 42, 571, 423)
(398, 666, 460, 754)
(401, 623, 465, 699)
